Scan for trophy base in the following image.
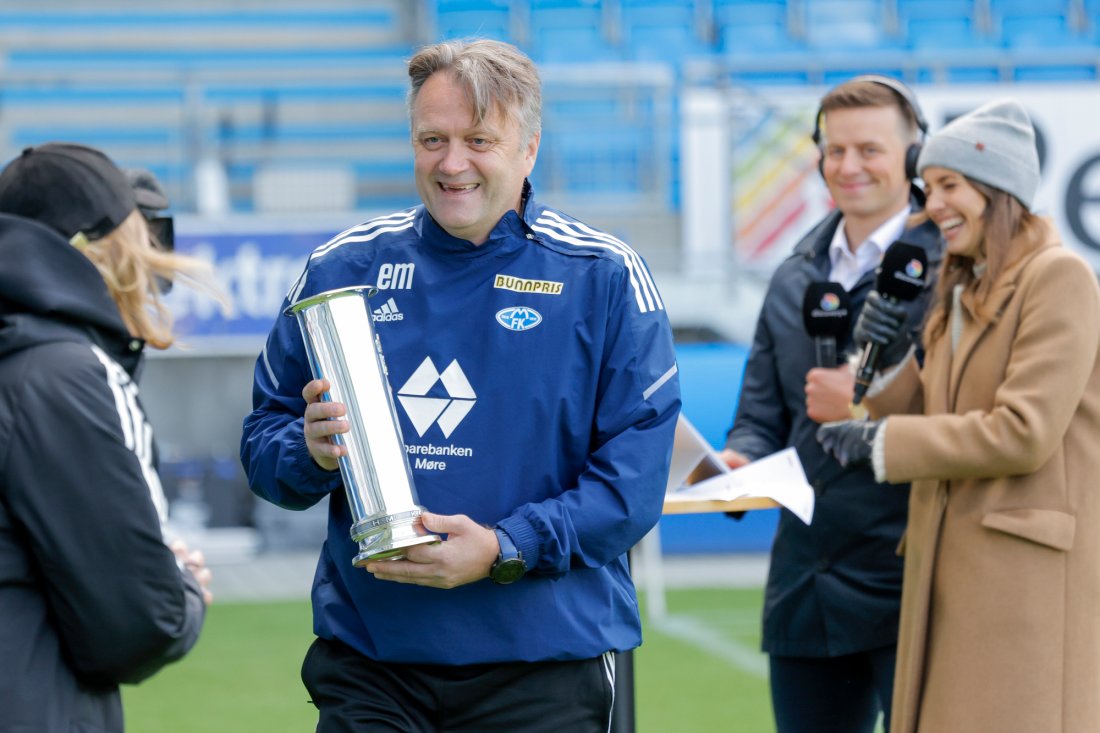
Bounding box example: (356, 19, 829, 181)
(350, 508, 441, 565)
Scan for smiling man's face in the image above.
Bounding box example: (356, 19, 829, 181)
(412, 71, 539, 245)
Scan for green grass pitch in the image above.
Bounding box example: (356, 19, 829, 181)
(123, 589, 775, 732)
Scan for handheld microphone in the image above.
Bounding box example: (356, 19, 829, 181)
(852, 242, 929, 404)
(801, 282, 851, 368)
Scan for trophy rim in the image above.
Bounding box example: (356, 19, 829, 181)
(284, 284, 379, 316)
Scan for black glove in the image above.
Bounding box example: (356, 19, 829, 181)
(854, 291, 911, 370)
(816, 419, 882, 468)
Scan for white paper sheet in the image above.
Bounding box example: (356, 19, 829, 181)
(666, 446, 815, 525)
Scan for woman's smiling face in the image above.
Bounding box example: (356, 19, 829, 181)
(922, 166, 990, 260)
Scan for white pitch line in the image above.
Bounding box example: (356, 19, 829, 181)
(652, 614, 768, 678)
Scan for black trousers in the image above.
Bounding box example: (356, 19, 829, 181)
(769, 645, 896, 733)
(301, 637, 615, 733)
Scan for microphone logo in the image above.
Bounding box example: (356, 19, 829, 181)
(905, 259, 924, 279)
(819, 292, 842, 311)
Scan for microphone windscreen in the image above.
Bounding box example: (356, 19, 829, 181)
(875, 242, 928, 301)
(802, 281, 851, 338)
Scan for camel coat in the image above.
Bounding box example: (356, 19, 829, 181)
(868, 228, 1100, 733)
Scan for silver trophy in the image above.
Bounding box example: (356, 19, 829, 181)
(287, 286, 440, 565)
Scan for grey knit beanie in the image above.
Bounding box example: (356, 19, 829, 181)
(917, 98, 1040, 210)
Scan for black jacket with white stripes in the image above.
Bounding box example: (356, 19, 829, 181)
(0, 213, 206, 732)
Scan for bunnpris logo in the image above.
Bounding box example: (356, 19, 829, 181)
(905, 259, 924, 279)
(493, 274, 564, 295)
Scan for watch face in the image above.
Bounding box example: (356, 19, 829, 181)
(491, 558, 526, 585)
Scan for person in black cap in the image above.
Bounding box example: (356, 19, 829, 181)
(125, 167, 176, 293)
(125, 166, 175, 250)
(0, 142, 225, 732)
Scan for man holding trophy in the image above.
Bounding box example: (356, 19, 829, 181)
(241, 39, 681, 732)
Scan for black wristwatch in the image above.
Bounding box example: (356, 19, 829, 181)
(489, 527, 527, 585)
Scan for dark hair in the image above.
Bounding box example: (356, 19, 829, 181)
(922, 178, 1046, 343)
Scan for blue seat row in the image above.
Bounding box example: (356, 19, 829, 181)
(430, 0, 1098, 63)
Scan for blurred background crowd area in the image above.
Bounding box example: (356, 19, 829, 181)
(4, 0, 1095, 557)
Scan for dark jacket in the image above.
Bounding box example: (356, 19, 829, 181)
(726, 192, 942, 657)
(0, 214, 205, 732)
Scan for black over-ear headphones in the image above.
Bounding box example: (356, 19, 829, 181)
(811, 74, 929, 181)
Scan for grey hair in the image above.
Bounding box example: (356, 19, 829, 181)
(407, 39, 542, 145)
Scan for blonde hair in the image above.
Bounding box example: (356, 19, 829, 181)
(79, 209, 229, 349)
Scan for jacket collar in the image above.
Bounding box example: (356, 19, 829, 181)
(0, 214, 143, 375)
(795, 186, 943, 282)
(416, 179, 536, 257)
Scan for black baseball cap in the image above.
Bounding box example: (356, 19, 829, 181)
(123, 167, 170, 217)
(0, 142, 136, 241)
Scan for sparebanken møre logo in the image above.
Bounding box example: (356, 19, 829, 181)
(396, 357, 476, 438)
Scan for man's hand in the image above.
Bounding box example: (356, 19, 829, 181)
(805, 365, 856, 423)
(302, 379, 348, 471)
(363, 512, 501, 589)
(719, 448, 750, 469)
(816, 419, 883, 468)
(718, 448, 751, 520)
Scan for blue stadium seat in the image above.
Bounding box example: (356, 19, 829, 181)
(803, 0, 894, 50)
(435, 8, 512, 41)
(1000, 14, 1076, 47)
(535, 27, 622, 62)
(621, 1, 709, 62)
(906, 16, 980, 48)
(715, 0, 805, 55)
(989, 1, 1093, 50)
(897, 0, 997, 49)
(531, 4, 620, 62)
(896, 0, 974, 20)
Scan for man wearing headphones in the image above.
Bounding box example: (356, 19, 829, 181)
(720, 77, 943, 732)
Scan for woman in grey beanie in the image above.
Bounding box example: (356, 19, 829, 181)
(817, 98, 1100, 732)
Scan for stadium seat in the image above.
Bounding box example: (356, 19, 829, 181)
(434, 8, 513, 41)
(1000, 14, 1075, 47)
(898, 0, 997, 48)
(620, 1, 710, 62)
(803, 0, 894, 50)
(530, 4, 621, 63)
(716, 1, 805, 55)
(906, 16, 980, 48)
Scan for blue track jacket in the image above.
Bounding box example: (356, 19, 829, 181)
(241, 184, 681, 664)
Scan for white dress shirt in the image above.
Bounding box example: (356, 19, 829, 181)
(827, 206, 912, 291)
